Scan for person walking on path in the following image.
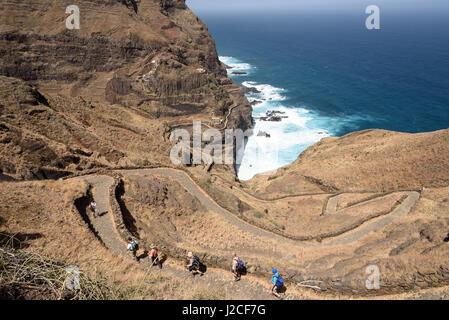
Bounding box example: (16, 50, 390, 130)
(271, 269, 284, 298)
(88, 201, 97, 218)
(149, 244, 162, 269)
(231, 253, 245, 281)
(127, 237, 139, 262)
(186, 252, 203, 276)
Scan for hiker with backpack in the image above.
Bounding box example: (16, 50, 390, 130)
(127, 237, 139, 262)
(149, 244, 162, 269)
(186, 252, 203, 276)
(271, 269, 284, 298)
(231, 253, 245, 281)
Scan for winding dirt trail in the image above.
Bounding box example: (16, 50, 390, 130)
(81, 174, 280, 300)
(118, 168, 420, 247)
(83, 176, 126, 258)
(322, 192, 419, 246)
(78, 168, 420, 299)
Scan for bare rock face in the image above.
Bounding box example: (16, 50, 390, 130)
(159, 0, 187, 11)
(0, 0, 251, 126)
(0, 76, 98, 180)
(0, 75, 174, 180)
(0, 0, 253, 179)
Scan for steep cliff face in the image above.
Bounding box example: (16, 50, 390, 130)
(0, 0, 250, 123)
(0, 0, 252, 179)
(0, 75, 174, 180)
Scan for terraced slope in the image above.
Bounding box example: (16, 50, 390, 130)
(77, 168, 428, 298)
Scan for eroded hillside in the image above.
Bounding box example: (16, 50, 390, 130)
(247, 129, 449, 196)
(1, 0, 449, 300)
(0, 0, 252, 180)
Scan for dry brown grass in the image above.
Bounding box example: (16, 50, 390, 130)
(0, 238, 232, 300)
(245, 171, 323, 198)
(0, 179, 144, 280)
(260, 129, 449, 193)
(1, 176, 449, 299)
(0, 179, 239, 300)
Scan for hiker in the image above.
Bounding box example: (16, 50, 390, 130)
(186, 252, 203, 276)
(231, 253, 245, 281)
(88, 201, 97, 217)
(127, 237, 139, 262)
(271, 269, 284, 298)
(149, 244, 162, 269)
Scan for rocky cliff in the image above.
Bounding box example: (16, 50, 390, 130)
(0, 0, 252, 180)
(2, 2, 449, 300)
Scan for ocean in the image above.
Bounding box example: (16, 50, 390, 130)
(194, 9, 449, 180)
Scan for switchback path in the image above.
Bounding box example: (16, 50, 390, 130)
(78, 168, 420, 299)
(118, 168, 420, 247)
(81, 168, 420, 249)
(322, 192, 419, 246)
(81, 175, 280, 300)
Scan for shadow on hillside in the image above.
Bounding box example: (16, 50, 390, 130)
(74, 193, 104, 245)
(199, 262, 207, 274)
(0, 232, 42, 249)
(138, 250, 148, 260)
(115, 180, 139, 237)
(97, 211, 108, 217)
(0, 172, 15, 182)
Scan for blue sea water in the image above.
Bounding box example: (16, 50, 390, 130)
(194, 9, 449, 180)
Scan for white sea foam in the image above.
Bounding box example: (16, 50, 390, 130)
(236, 105, 330, 181)
(220, 57, 332, 181)
(242, 81, 287, 102)
(219, 56, 253, 75)
(226, 61, 331, 180)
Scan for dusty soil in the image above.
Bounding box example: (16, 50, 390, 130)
(248, 129, 449, 194)
(1, 0, 449, 300)
(75, 168, 449, 297)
